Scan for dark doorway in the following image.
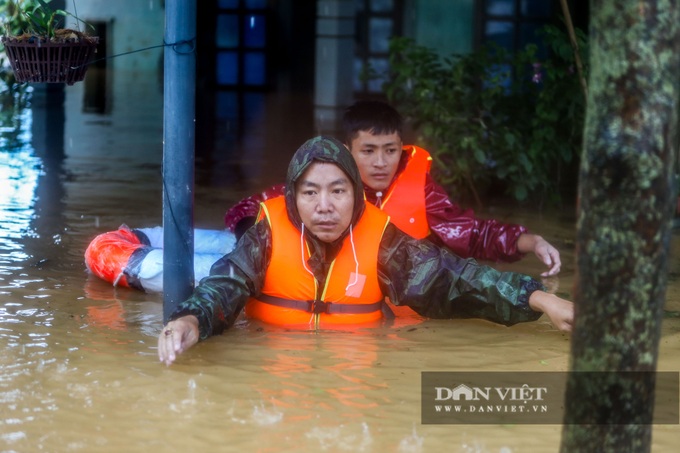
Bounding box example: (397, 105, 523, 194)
(83, 20, 111, 114)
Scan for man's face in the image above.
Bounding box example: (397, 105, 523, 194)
(295, 162, 354, 243)
(348, 130, 403, 191)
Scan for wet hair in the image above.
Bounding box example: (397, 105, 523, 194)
(341, 100, 403, 144)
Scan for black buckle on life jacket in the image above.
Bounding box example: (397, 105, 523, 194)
(310, 300, 329, 314)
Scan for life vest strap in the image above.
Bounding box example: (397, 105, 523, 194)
(256, 294, 384, 315)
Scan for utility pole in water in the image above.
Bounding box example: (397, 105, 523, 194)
(162, 0, 197, 322)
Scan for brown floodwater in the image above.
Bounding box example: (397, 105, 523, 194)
(1, 74, 679, 452)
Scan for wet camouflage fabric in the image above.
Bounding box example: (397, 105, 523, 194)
(168, 136, 544, 339)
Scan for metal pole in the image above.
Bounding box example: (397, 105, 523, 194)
(162, 0, 196, 322)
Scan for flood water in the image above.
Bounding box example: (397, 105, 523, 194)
(1, 73, 679, 452)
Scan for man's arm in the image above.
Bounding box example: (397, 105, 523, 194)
(424, 174, 528, 262)
(377, 224, 572, 331)
(527, 290, 573, 331)
(424, 175, 562, 275)
(158, 220, 272, 364)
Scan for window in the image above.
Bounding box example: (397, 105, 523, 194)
(215, 0, 268, 88)
(353, 0, 403, 95)
(195, 0, 271, 187)
(478, 0, 554, 56)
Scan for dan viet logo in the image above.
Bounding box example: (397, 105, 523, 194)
(433, 383, 549, 414)
(421, 372, 565, 424)
(421, 371, 679, 425)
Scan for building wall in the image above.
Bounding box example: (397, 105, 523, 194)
(66, 0, 165, 74)
(412, 0, 474, 56)
(62, 0, 165, 161)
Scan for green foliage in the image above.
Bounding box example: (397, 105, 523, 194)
(1, 0, 93, 39)
(0, 0, 32, 89)
(0, 3, 30, 135)
(22, 0, 67, 38)
(0, 0, 30, 36)
(383, 24, 588, 205)
(0, 0, 94, 91)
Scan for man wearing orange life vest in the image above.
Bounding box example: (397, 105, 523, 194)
(225, 100, 562, 277)
(158, 136, 573, 366)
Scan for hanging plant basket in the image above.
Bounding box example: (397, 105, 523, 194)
(1, 33, 99, 85)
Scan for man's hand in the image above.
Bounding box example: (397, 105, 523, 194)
(518, 234, 562, 277)
(528, 290, 574, 332)
(158, 315, 200, 366)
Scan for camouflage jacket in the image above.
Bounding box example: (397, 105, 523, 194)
(169, 220, 544, 340)
(173, 136, 543, 339)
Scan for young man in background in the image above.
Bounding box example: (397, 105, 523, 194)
(225, 100, 562, 277)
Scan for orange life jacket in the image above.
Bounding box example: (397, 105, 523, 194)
(245, 196, 389, 328)
(377, 145, 431, 239)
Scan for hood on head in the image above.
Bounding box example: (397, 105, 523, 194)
(284, 136, 365, 233)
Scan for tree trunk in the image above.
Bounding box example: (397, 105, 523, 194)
(560, 1, 680, 452)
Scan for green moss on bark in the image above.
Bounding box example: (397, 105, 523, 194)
(561, 1, 680, 451)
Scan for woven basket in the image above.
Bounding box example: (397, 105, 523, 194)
(1, 36, 99, 85)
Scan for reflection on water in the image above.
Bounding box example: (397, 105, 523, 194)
(1, 77, 679, 452)
(0, 96, 37, 269)
(0, 146, 39, 262)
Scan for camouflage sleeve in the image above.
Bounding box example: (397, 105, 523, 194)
(168, 220, 272, 339)
(378, 224, 543, 325)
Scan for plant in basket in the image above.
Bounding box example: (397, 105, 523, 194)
(1, 0, 98, 85)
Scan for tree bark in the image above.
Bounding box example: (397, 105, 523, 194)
(561, 1, 680, 452)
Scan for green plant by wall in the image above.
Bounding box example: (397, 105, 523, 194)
(383, 24, 588, 206)
(1, 0, 92, 39)
(0, 0, 32, 90)
(0, 3, 30, 143)
(0, 0, 33, 35)
(1, 0, 95, 90)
